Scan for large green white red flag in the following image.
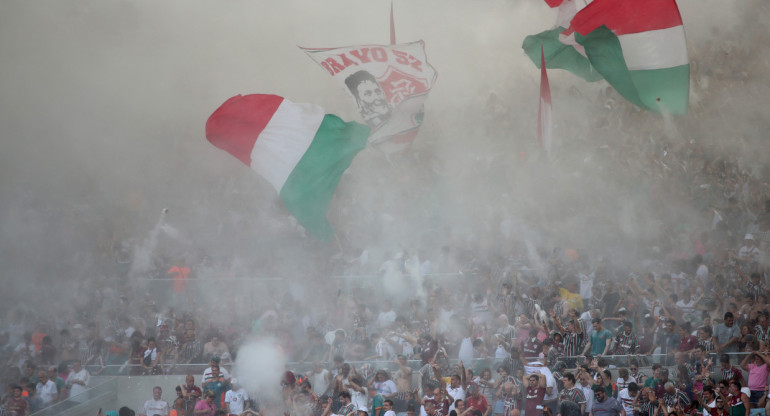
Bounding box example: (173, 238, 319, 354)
(566, 0, 689, 114)
(523, 0, 689, 114)
(205, 94, 369, 241)
(301, 41, 438, 154)
(522, 0, 600, 83)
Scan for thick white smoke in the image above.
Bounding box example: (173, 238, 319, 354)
(233, 337, 288, 403)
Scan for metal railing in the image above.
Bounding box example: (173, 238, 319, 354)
(85, 351, 757, 378)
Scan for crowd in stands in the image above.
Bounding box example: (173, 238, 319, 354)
(2, 16, 770, 416)
(1, 180, 769, 416)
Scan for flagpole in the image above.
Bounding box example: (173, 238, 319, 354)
(538, 46, 552, 157)
(390, 1, 396, 45)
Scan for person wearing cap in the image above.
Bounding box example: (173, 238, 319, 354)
(202, 364, 229, 410)
(713, 313, 741, 354)
(583, 319, 612, 357)
(590, 384, 624, 416)
(224, 378, 249, 416)
(612, 321, 638, 355)
(733, 234, 760, 264)
(202, 356, 231, 383)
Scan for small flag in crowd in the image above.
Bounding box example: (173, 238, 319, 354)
(205, 94, 370, 241)
(301, 41, 438, 154)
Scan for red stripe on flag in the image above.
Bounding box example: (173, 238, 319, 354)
(538, 47, 552, 153)
(544, 0, 564, 8)
(205, 94, 284, 166)
(567, 0, 683, 36)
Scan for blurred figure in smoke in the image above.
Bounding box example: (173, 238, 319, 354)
(203, 334, 229, 363)
(344, 70, 391, 128)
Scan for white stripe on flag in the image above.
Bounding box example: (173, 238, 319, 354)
(250, 99, 325, 192)
(618, 26, 688, 71)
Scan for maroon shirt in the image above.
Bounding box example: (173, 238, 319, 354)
(521, 338, 543, 359)
(6, 396, 29, 416)
(466, 395, 489, 414)
(525, 387, 546, 416)
(679, 335, 698, 352)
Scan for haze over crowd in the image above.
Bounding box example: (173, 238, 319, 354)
(0, 0, 768, 337)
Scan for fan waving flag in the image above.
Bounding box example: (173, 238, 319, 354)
(205, 94, 370, 241)
(566, 0, 689, 114)
(301, 41, 437, 154)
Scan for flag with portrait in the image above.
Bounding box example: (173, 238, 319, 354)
(301, 41, 438, 154)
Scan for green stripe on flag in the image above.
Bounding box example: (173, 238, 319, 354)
(576, 26, 646, 109)
(522, 27, 603, 82)
(279, 114, 369, 241)
(576, 25, 689, 114)
(629, 65, 689, 114)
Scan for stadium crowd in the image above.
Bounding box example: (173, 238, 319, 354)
(2, 22, 770, 416)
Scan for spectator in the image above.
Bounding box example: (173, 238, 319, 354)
(738, 352, 770, 407)
(180, 373, 202, 416)
(139, 386, 170, 416)
(717, 354, 743, 384)
(35, 370, 57, 406)
(613, 321, 638, 355)
(559, 373, 586, 415)
(66, 360, 90, 401)
(590, 385, 624, 416)
(224, 378, 249, 416)
(4, 385, 28, 416)
(201, 365, 229, 410)
(713, 313, 740, 354)
(193, 390, 217, 416)
(616, 382, 637, 416)
(142, 337, 163, 376)
(202, 335, 230, 363)
(523, 373, 546, 416)
(202, 357, 231, 384)
(583, 319, 612, 357)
